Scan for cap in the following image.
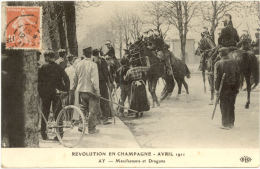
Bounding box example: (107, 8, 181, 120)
(44, 50, 55, 58)
(83, 47, 92, 56)
(58, 49, 66, 53)
(66, 54, 74, 58)
(105, 40, 111, 45)
(92, 49, 100, 57)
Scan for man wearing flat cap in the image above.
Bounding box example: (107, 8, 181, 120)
(38, 50, 70, 140)
(55, 49, 67, 70)
(73, 47, 100, 134)
(214, 47, 240, 130)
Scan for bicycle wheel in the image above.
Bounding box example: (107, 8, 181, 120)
(56, 105, 86, 148)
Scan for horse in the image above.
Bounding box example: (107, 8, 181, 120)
(195, 36, 217, 104)
(128, 38, 165, 108)
(129, 37, 191, 104)
(229, 47, 259, 108)
(160, 49, 191, 101)
(196, 37, 259, 109)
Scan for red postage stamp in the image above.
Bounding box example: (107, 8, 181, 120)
(6, 6, 41, 49)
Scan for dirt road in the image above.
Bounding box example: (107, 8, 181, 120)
(121, 73, 259, 148)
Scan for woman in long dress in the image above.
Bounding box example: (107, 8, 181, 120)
(124, 59, 150, 118)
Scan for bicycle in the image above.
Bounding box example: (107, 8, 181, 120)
(38, 91, 86, 148)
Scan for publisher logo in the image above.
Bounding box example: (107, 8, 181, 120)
(240, 156, 252, 163)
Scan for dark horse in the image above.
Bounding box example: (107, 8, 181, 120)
(230, 48, 259, 108)
(196, 38, 259, 108)
(160, 49, 191, 101)
(129, 38, 191, 104)
(129, 39, 165, 107)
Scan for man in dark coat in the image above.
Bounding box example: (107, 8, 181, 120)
(115, 57, 130, 116)
(103, 40, 120, 85)
(214, 47, 240, 129)
(38, 50, 70, 140)
(92, 49, 112, 125)
(218, 14, 239, 48)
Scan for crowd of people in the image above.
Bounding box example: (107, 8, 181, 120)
(37, 37, 155, 140)
(37, 13, 259, 142)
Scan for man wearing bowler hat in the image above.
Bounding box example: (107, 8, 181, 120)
(214, 47, 240, 130)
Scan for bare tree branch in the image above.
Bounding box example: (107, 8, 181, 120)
(162, 1, 197, 62)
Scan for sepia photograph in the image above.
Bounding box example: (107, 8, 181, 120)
(1, 0, 259, 167)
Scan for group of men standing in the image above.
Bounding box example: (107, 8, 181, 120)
(38, 41, 117, 140)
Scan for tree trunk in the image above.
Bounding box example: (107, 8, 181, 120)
(22, 50, 40, 147)
(47, 2, 61, 51)
(64, 1, 78, 56)
(54, 2, 67, 50)
(2, 2, 40, 148)
(2, 49, 39, 147)
(180, 38, 186, 63)
(210, 2, 217, 43)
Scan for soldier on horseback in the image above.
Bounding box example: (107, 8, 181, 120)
(196, 27, 216, 102)
(218, 14, 239, 48)
(198, 27, 216, 72)
(215, 14, 259, 109)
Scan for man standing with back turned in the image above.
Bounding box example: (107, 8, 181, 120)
(73, 47, 100, 134)
(214, 47, 240, 130)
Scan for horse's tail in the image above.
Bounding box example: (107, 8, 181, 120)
(251, 54, 259, 87)
(185, 64, 191, 79)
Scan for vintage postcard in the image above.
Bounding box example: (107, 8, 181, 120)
(1, 0, 259, 168)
